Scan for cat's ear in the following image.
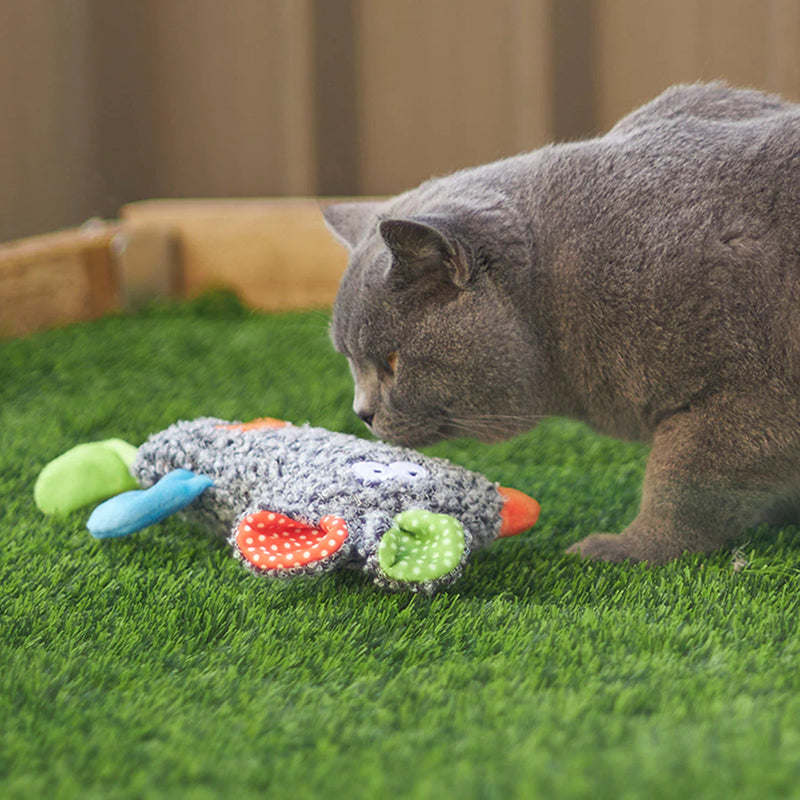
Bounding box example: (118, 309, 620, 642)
(323, 201, 381, 250)
(379, 217, 470, 290)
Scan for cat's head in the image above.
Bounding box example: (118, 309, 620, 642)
(324, 199, 542, 447)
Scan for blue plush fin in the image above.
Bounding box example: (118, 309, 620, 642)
(87, 469, 214, 539)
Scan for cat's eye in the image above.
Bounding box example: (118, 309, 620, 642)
(381, 352, 398, 376)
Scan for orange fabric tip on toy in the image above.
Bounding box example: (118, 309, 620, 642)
(497, 486, 540, 537)
(235, 511, 349, 570)
(217, 417, 292, 432)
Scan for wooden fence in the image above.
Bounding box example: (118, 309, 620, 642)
(0, 199, 349, 337)
(4, 0, 800, 244)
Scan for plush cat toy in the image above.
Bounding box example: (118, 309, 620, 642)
(35, 417, 540, 593)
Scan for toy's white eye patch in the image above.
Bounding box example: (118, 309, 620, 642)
(351, 462, 395, 484)
(389, 462, 428, 481)
(351, 461, 429, 485)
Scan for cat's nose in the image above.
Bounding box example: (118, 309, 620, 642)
(357, 411, 375, 427)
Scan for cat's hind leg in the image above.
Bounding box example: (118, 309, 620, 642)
(567, 395, 800, 564)
(756, 493, 800, 528)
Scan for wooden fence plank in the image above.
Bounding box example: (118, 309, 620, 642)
(120, 199, 349, 312)
(595, 0, 702, 132)
(765, 0, 800, 100)
(0, 224, 120, 337)
(355, 0, 555, 195)
(701, 0, 769, 86)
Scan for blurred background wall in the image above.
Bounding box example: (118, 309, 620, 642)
(3, 0, 800, 242)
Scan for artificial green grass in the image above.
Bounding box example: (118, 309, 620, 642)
(3, 294, 800, 799)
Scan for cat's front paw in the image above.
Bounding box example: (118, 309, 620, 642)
(566, 533, 642, 563)
(566, 529, 688, 564)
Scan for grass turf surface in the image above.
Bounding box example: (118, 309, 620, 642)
(3, 294, 800, 799)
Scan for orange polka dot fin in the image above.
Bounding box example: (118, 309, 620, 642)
(235, 511, 349, 571)
(216, 418, 292, 432)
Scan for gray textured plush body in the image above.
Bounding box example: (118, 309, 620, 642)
(324, 82, 800, 564)
(132, 417, 536, 592)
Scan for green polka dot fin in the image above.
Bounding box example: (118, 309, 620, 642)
(377, 509, 466, 582)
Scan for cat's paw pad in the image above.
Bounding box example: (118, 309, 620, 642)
(377, 509, 466, 582)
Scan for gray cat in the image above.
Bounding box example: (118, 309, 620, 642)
(323, 82, 800, 564)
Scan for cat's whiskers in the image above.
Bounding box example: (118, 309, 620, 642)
(444, 412, 545, 440)
(448, 412, 546, 425)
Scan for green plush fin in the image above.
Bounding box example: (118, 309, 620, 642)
(377, 510, 466, 583)
(101, 439, 139, 469)
(35, 439, 140, 516)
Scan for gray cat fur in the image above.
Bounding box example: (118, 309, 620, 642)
(132, 417, 505, 592)
(325, 82, 800, 564)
